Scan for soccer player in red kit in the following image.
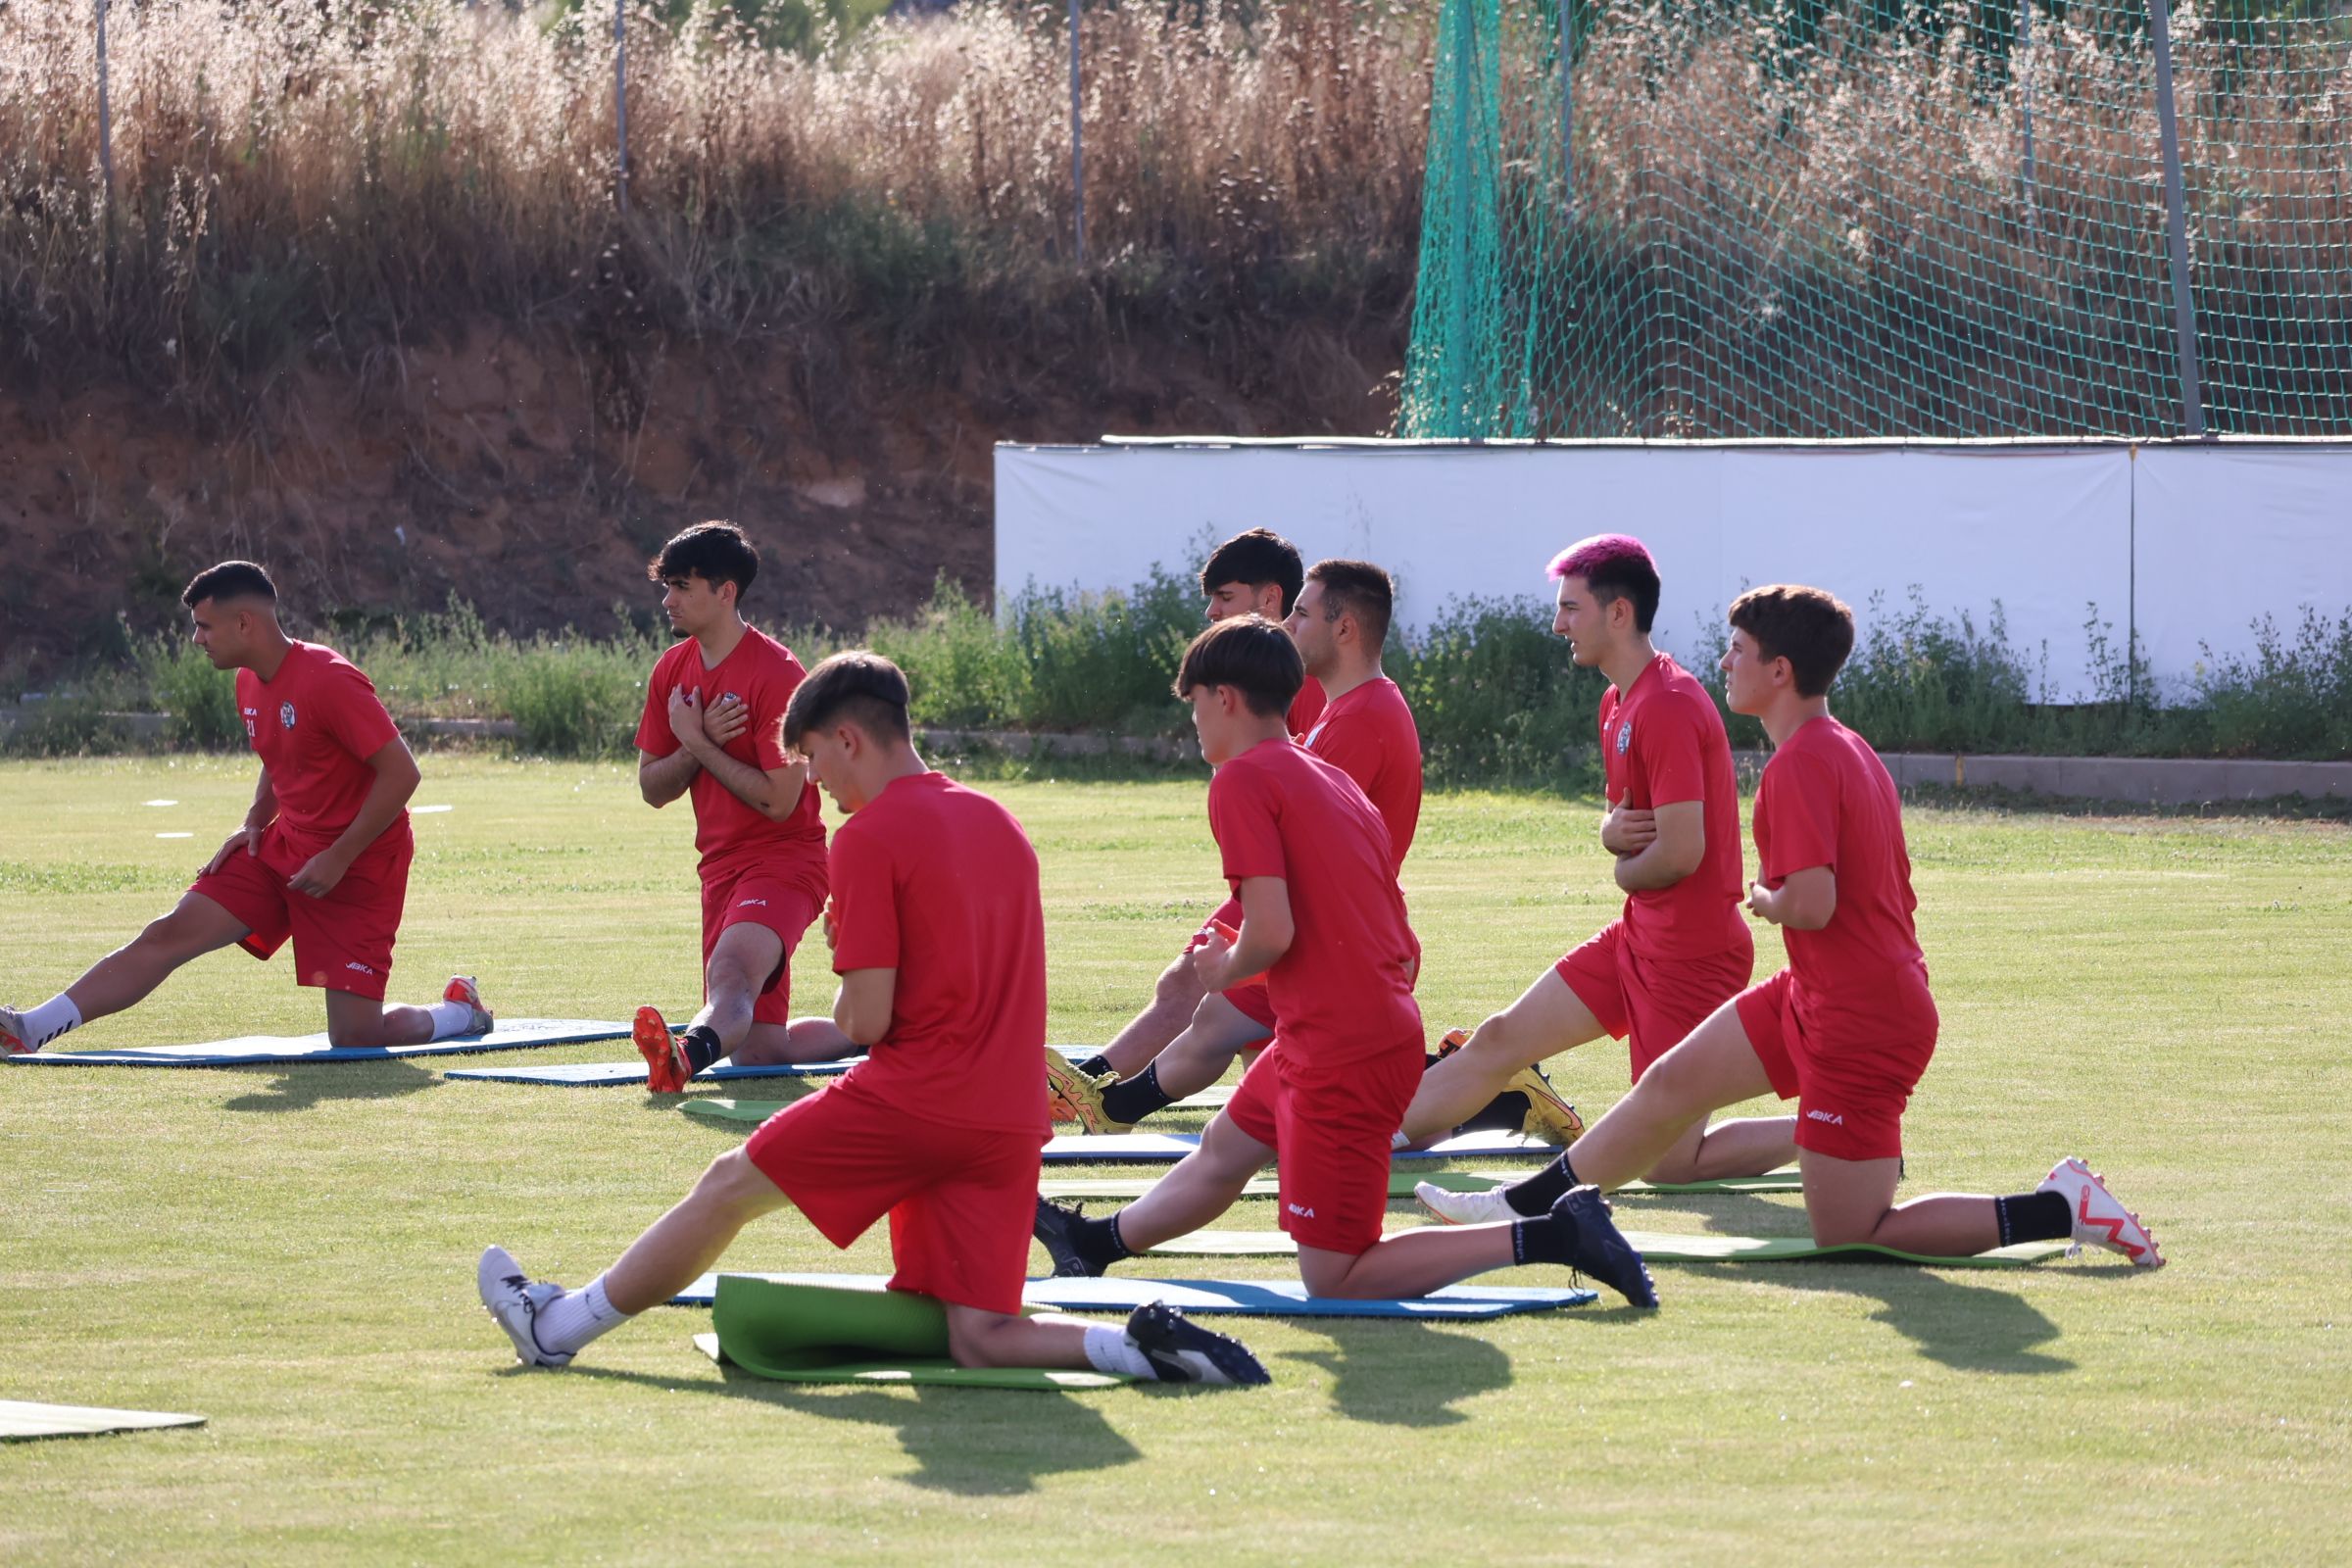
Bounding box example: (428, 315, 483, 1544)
(480, 653, 1271, 1384)
(1053, 560, 1579, 1146)
(629, 522, 853, 1090)
(1033, 617, 1657, 1307)
(1410, 536, 1795, 1216)
(1056, 530, 1330, 1095)
(0, 562, 489, 1055)
(1421, 587, 2163, 1266)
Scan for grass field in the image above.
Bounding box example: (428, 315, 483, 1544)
(3, 756, 2349, 1564)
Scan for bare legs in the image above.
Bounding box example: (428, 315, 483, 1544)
(1098, 952, 1210, 1078)
(684, 924, 855, 1065)
(1396, 969, 1604, 1141)
(60, 891, 248, 1024)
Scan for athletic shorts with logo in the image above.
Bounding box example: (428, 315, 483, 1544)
(744, 1074, 1045, 1316)
(1221, 1037, 1421, 1255)
(700, 862, 826, 1025)
(189, 822, 413, 1002)
(1735, 964, 1938, 1162)
(1554, 917, 1754, 1083)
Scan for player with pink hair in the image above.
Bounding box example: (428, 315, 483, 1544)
(1399, 534, 1799, 1194)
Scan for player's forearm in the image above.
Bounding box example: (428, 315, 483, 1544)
(242, 769, 279, 832)
(326, 759, 419, 865)
(692, 743, 793, 819)
(1613, 842, 1694, 893)
(639, 748, 699, 807)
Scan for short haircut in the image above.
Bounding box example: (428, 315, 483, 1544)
(181, 561, 276, 609)
(1546, 533, 1661, 633)
(1305, 558, 1396, 650)
(648, 521, 760, 599)
(783, 650, 914, 749)
(1172, 614, 1303, 719)
(1728, 584, 1856, 698)
(1199, 528, 1306, 615)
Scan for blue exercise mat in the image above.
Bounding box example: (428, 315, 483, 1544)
(444, 1057, 859, 1086)
(444, 1043, 1099, 1088)
(670, 1271, 1595, 1318)
(1042, 1129, 1555, 1163)
(5, 1018, 624, 1069)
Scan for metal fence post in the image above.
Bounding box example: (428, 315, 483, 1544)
(2017, 0, 2037, 230)
(1068, 0, 1085, 265)
(613, 0, 631, 216)
(96, 0, 116, 278)
(2146, 0, 2206, 436)
(1558, 0, 1573, 220)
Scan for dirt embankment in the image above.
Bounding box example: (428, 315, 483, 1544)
(0, 314, 1401, 681)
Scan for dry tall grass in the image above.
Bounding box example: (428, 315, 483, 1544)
(2, 0, 2345, 434)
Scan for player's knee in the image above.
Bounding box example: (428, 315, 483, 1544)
(1153, 957, 1205, 1009)
(134, 908, 207, 960)
(326, 1017, 389, 1050)
(696, 1149, 781, 1220)
(944, 1313, 1009, 1368)
(1631, 1049, 1711, 1120)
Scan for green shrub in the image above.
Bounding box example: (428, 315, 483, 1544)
(138, 634, 242, 750)
(1, 676, 137, 758)
(1007, 567, 1202, 734)
(2194, 608, 2352, 759)
(864, 578, 1032, 730)
(497, 633, 660, 759)
(1390, 596, 1610, 790)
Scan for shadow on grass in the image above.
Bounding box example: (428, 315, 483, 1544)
(557, 1360, 1143, 1495)
(1281, 1317, 1519, 1427)
(219, 1059, 440, 1113)
(1758, 1266, 2075, 1374)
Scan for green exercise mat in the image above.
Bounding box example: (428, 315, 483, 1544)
(1143, 1228, 2072, 1267)
(697, 1274, 1131, 1391)
(1039, 1167, 1804, 1201)
(0, 1400, 207, 1442)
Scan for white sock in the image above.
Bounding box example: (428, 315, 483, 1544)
(19, 996, 83, 1050)
(424, 1001, 477, 1041)
(533, 1275, 630, 1355)
(1083, 1325, 1154, 1379)
(1390, 1129, 1410, 1152)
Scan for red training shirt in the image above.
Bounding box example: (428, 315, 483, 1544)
(1208, 739, 1422, 1066)
(1751, 715, 1933, 1029)
(237, 642, 409, 868)
(1599, 653, 1750, 960)
(1300, 675, 1423, 869)
(635, 627, 826, 882)
(1287, 674, 1328, 738)
(827, 771, 1052, 1136)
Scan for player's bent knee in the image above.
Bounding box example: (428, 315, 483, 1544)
(696, 1149, 783, 1219)
(944, 1311, 1014, 1368)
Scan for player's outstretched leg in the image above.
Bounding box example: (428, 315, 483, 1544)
(1395, 970, 1606, 1147)
(2, 891, 251, 1054)
(1293, 1185, 1657, 1309)
(1090, 995, 1271, 1131)
(1034, 1112, 1274, 1274)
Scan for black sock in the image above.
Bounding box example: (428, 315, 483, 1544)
(1503, 1152, 1577, 1218)
(1993, 1191, 2071, 1246)
(1457, 1091, 1532, 1137)
(679, 1025, 726, 1077)
(1065, 1210, 1135, 1272)
(1511, 1209, 1577, 1266)
(1423, 1052, 1446, 1073)
(1074, 1054, 1112, 1079)
(1100, 1064, 1178, 1125)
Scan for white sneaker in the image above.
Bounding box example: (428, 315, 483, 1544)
(1414, 1181, 1520, 1226)
(476, 1245, 573, 1366)
(0, 1007, 29, 1055)
(444, 976, 494, 1036)
(2037, 1157, 2164, 1268)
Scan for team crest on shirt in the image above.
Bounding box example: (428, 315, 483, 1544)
(1615, 719, 1632, 755)
(279, 702, 298, 730)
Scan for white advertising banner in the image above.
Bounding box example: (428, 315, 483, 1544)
(995, 440, 2349, 699)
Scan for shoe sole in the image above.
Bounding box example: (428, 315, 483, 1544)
(1131, 1302, 1269, 1386)
(632, 1006, 686, 1093)
(475, 1247, 564, 1367)
(1561, 1189, 1660, 1308)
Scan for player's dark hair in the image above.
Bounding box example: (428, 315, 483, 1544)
(1728, 584, 1856, 698)
(1547, 533, 1661, 633)
(1199, 528, 1306, 615)
(784, 651, 914, 749)
(1305, 558, 1395, 650)
(180, 560, 276, 609)
(648, 521, 760, 599)
(1172, 615, 1303, 719)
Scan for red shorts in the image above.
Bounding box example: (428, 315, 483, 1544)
(1555, 919, 1754, 1082)
(1735, 965, 1938, 1162)
(744, 1075, 1046, 1315)
(1222, 1037, 1420, 1255)
(189, 826, 412, 1002)
(1223, 981, 1277, 1031)
(701, 864, 825, 1026)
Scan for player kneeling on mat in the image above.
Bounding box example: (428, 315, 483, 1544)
(1033, 617, 1659, 1309)
(478, 652, 1265, 1386)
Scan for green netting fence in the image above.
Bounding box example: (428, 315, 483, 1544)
(1400, 0, 2352, 439)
